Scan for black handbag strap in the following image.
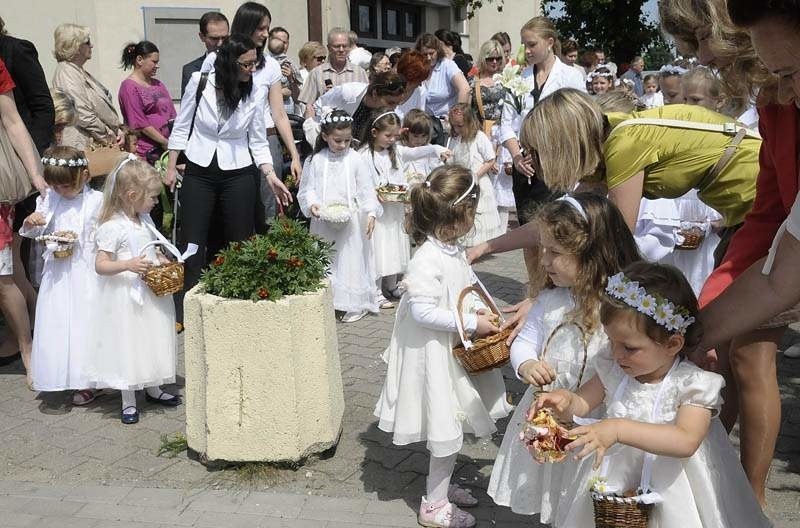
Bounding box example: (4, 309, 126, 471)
(187, 72, 209, 142)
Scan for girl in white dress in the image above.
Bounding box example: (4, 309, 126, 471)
(374, 165, 512, 528)
(535, 261, 770, 528)
(19, 146, 103, 403)
(88, 156, 180, 424)
(298, 109, 380, 324)
(488, 194, 642, 523)
(359, 108, 450, 306)
(400, 109, 443, 184)
(447, 103, 503, 247)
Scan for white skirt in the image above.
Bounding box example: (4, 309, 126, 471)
(86, 271, 177, 390)
(372, 202, 410, 277)
(310, 213, 378, 313)
(463, 176, 503, 247)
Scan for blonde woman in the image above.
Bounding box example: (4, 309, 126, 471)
(51, 23, 122, 150)
(297, 40, 326, 87)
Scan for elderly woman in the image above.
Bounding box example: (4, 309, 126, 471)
(415, 34, 470, 121)
(51, 23, 121, 150)
(297, 41, 326, 87)
(369, 52, 391, 79)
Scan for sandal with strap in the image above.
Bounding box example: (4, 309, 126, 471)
(418, 497, 476, 528)
(447, 485, 478, 507)
(145, 391, 182, 407)
(72, 389, 96, 406)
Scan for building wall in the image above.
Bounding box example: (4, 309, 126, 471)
(467, 0, 541, 57)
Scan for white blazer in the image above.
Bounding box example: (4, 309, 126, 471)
(168, 72, 272, 170)
(498, 57, 587, 145)
(303, 82, 369, 146)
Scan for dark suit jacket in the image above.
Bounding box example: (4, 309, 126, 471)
(0, 35, 54, 152)
(181, 55, 206, 98)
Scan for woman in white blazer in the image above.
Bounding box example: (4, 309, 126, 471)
(166, 35, 289, 306)
(497, 16, 587, 224)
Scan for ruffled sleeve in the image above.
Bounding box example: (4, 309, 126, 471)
(95, 219, 123, 255)
(677, 368, 724, 416)
(402, 244, 443, 300)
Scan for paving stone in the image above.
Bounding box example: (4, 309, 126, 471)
(112, 449, 180, 476)
(0, 512, 40, 527)
(184, 489, 249, 512)
(194, 510, 267, 527)
(63, 484, 133, 504)
(73, 502, 201, 525)
(237, 491, 306, 518)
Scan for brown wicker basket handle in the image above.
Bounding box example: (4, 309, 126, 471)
(454, 284, 502, 348)
(539, 321, 589, 392)
(139, 240, 184, 263)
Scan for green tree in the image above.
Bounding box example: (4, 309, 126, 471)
(643, 33, 676, 71)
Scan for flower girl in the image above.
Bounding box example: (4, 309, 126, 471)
(88, 155, 180, 424)
(298, 109, 380, 324)
(487, 194, 641, 523)
(374, 165, 511, 528)
(20, 146, 103, 401)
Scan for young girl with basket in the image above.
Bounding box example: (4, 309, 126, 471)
(400, 109, 443, 185)
(374, 165, 512, 528)
(88, 155, 181, 424)
(360, 108, 450, 307)
(535, 261, 770, 527)
(19, 146, 103, 401)
(487, 194, 641, 524)
(297, 109, 380, 324)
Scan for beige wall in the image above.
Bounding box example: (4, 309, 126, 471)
(467, 0, 541, 57)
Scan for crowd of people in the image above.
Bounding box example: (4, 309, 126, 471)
(1, 0, 799, 526)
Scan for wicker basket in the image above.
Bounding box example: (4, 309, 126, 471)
(591, 491, 653, 528)
(452, 285, 511, 374)
(139, 240, 185, 296)
(36, 231, 78, 259)
(376, 186, 408, 203)
(675, 225, 705, 250)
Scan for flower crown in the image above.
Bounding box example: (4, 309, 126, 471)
(587, 69, 615, 81)
(41, 157, 88, 168)
(605, 272, 696, 335)
(320, 112, 353, 125)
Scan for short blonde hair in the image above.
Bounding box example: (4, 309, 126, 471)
(519, 88, 605, 191)
(50, 88, 76, 127)
(477, 40, 505, 74)
(298, 41, 324, 68)
(53, 23, 90, 62)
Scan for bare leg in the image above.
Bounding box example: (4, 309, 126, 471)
(716, 341, 738, 433)
(11, 234, 36, 322)
(0, 276, 33, 385)
(728, 327, 784, 508)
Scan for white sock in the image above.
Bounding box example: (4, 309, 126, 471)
(145, 386, 164, 399)
(426, 453, 457, 503)
(121, 390, 137, 414)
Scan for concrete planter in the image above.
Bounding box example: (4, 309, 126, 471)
(184, 280, 343, 465)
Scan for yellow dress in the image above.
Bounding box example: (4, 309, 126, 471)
(603, 105, 760, 226)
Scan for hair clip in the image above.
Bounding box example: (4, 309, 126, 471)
(424, 180, 431, 188)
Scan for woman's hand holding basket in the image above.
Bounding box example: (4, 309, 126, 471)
(500, 297, 534, 345)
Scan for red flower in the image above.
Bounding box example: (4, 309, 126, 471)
(257, 287, 270, 299)
(214, 256, 225, 266)
(288, 256, 304, 268)
(267, 249, 278, 261)
(232, 242, 242, 251)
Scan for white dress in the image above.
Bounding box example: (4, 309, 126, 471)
(297, 148, 380, 313)
(449, 131, 503, 246)
(492, 140, 516, 209)
(86, 214, 177, 390)
(555, 351, 771, 528)
(20, 188, 103, 391)
(373, 239, 512, 457)
(362, 144, 446, 277)
(488, 288, 606, 522)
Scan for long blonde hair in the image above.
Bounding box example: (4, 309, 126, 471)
(520, 17, 562, 59)
(99, 157, 162, 223)
(519, 89, 605, 191)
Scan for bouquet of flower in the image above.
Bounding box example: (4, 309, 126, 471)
(520, 408, 576, 463)
(493, 64, 531, 114)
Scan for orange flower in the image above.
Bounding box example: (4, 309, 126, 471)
(214, 256, 225, 266)
(257, 287, 270, 299)
(232, 242, 242, 251)
(288, 256, 304, 268)
(267, 249, 278, 261)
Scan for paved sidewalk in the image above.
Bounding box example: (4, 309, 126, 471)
(0, 250, 799, 527)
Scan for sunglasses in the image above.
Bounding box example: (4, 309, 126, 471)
(314, 55, 327, 61)
(486, 56, 503, 62)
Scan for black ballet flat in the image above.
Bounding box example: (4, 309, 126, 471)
(145, 392, 182, 407)
(121, 407, 139, 424)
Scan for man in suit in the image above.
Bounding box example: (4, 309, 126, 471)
(180, 11, 229, 97)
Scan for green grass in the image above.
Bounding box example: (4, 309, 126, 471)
(156, 432, 188, 458)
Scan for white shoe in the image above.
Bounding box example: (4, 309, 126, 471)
(418, 497, 475, 528)
(377, 294, 395, 309)
(341, 310, 367, 323)
(783, 344, 800, 358)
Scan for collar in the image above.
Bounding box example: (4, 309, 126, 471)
(426, 235, 461, 255)
(323, 61, 355, 74)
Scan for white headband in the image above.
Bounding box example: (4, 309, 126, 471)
(371, 110, 398, 127)
(321, 112, 353, 125)
(556, 194, 588, 222)
(587, 69, 615, 82)
(42, 156, 89, 168)
(658, 64, 689, 76)
(105, 153, 138, 198)
(451, 178, 477, 207)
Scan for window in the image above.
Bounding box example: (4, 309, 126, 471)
(351, 1, 377, 39)
(351, 1, 422, 44)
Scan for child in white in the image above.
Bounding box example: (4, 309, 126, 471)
(19, 146, 103, 403)
(88, 156, 180, 424)
(374, 165, 512, 528)
(535, 262, 770, 528)
(298, 110, 380, 324)
(488, 194, 642, 523)
(447, 104, 502, 246)
(640, 74, 664, 109)
(401, 109, 443, 185)
(360, 108, 450, 306)
(492, 143, 515, 233)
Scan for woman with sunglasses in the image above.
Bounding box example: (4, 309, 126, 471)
(297, 41, 326, 87)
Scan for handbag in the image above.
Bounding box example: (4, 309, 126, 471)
(0, 120, 36, 204)
(474, 82, 496, 137)
(86, 142, 128, 178)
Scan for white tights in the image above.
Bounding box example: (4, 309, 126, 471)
(121, 386, 166, 413)
(426, 453, 457, 502)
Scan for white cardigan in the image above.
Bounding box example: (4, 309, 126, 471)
(168, 72, 272, 170)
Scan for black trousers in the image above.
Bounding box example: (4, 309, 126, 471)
(175, 156, 256, 322)
(511, 166, 561, 225)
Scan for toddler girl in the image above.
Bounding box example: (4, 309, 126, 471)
(401, 109, 442, 185)
(535, 261, 770, 527)
(488, 194, 641, 523)
(658, 62, 688, 104)
(681, 66, 726, 113)
(298, 109, 380, 324)
(639, 74, 664, 109)
(360, 108, 450, 306)
(20, 146, 103, 403)
(88, 155, 180, 424)
(447, 103, 503, 246)
(374, 165, 512, 528)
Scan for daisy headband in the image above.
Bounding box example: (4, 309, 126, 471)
(372, 110, 398, 127)
(42, 157, 88, 168)
(587, 69, 615, 81)
(555, 194, 587, 222)
(605, 272, 696, 335)
(320, 112, 353, 125)
(658, 64, 689, 76)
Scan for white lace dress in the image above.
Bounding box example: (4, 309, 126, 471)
(488, 288, 606, 522)
(373, 239, 512, 457)
(85, 214, 177, 390)
(297, 148, 380, 313)
(555, 351, 771, 528)
(20, 188, 103, 390)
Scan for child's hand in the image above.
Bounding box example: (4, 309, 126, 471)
(531, 389, 573, 420)
(565, 419, 621, 469)
(518, 359, 556, 387)
(439, 149, 453, 162)
(310, 204, 321, 218)
(126, 256, 152, 275)
(474, 309, 500, 337)
(366, 216, 376, 238)
(23, 212, 46, 228)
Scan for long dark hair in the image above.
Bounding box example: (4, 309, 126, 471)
(120, 40, 159, 70)
(214, 34, 256, 113)
(231, 1, 271, 69)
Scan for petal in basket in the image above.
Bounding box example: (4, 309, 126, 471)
(376, 184, 408, 203)
(36, 230, 78, 259)
(520, 408, 576, 463)
(319, 203, 352, 229)
(139, 239, 185, 296)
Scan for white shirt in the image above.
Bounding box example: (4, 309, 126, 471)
(168, 72, 272, 170)
(425, 58, 462, 116)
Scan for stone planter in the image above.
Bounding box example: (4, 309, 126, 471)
(184, 280, 344, 465)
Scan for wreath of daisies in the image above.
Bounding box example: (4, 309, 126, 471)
(41, 157, 88, 168)
(605, 272, 696, 335)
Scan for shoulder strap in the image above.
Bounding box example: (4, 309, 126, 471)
(610, 117, 761, 140)
(187, 72, 209, 142)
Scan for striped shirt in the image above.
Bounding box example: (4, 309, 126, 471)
(298, 61, 368, 106)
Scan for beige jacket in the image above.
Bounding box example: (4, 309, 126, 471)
(52, 61, 120, 149)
